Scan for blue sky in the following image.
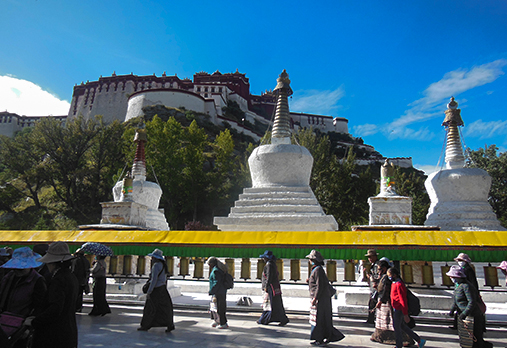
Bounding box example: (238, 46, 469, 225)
(1, 0, 506, 173)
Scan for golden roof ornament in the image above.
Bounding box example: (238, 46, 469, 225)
(442, 97, 465, 168)
(442, 97, 464, 127)
(132, 129, 147, 179)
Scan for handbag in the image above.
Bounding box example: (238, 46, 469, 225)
(477, 295, 487, 314)
(458, 316, 475, 348)
(0, 312, 24, 337)
(142, 281, 150, 294)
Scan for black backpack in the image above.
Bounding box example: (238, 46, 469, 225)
(407, 288, 421, 316)
(223, 272, 234, 290)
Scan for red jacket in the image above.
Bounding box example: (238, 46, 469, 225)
(390, 280, 409, 315)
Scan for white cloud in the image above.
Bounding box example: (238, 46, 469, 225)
(0, 75, 70, 116)
(290, 87, 345, 115)
(463, 119, 507, 139)
(386, 59, 507, 140)
(352, 123, 379, 137)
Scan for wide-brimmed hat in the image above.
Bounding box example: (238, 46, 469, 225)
(497, 261, 507, 271)
(147, 248, 164, 260)
(446, 265, 466, 278)
(365, 249, 378, 257)
(0, 247, 10, 257)
(1, 247, 43, 269)
(259, 250, 276, 260)
(454, 253, 472, 263)
(37, 242, 75, 263)
(305, 250, 324, 263)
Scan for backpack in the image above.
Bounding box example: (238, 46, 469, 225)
(406, 288, 420, 316)
(223, 272, 234, 290)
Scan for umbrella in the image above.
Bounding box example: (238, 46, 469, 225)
(80, 242, 114, 257)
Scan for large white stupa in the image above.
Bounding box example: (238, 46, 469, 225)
(214, 70, 338, 231)
(424, 98, 505, 231)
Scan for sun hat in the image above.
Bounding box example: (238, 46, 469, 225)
(497, 261, 507, 271)
(365, 249, 378, 257)
(446, 265, 466, 278)
(259, 250, 276, 260)
(37, 242, 75, 263)
(147, 248, 164, 260)
(305, 250, 324, 263)
(1, 247, 43, 269)
(454, 253, 472, 263)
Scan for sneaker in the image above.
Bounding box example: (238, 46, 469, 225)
(211, 322, 219, 327)
(217, 324, 229, 329)
(418, 339, 426, 348)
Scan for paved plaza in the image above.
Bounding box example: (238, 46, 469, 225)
(77, 300, 507, 348)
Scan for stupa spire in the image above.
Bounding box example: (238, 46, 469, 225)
(271, 70, 293, 144)
(132, 128, 147, 180)
(442, 97, 465, 169)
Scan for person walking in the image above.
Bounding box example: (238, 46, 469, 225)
(88, 255, 111, 316)
(497, 261, 507, 286)
(26, 241, 79, 348)
(207, 256, 229, 329)
(0, 247, 47, 348)
(257, 250, 289, 326)
(306, 250, 344, 346)
(364, 249, 381, 324)
(72, 248, 90, 312)
(370, 260, 414, 346)
(138, 249, 174, 332)
(387, 267, 426, 348)
(446, 265, 492, 348)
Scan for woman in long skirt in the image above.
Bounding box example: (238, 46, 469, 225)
(89, 255, 111, 316)
(257, 250, 289, 326)
(306, 250, 345, 347)
(138, 249, 174, 332)
(370, 260, 414, 346)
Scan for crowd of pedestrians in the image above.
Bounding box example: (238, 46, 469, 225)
(0, 244, 504, 347)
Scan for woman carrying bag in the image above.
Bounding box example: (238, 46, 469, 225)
(138, 249, 174, 332)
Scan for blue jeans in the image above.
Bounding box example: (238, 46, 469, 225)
(393, 308, 420, 348)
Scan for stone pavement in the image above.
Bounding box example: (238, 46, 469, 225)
(77, 299, 507, 348)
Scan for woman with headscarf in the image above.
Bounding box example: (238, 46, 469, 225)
(26, 241, 79, 348)
(88, 255, 111, 316)
(138, 249, 174, 332)
(0, 247, 47, 347)
(446, 265, 491, 348)
(306, 250, 344, 346)
(257, 250, 289, 326)
(207, 256, 229, 329)
(370, 260, 414, 346)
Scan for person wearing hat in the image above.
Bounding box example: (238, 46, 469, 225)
(25, 241, 79, 348)
(364, 248, 381, 324)
(207, 256, 229, 329)
(72, 248, 90, 313)
(33, 244, 52, 285)
(257, 250, 289, 326)
(88, 254, 111, 316)
(446, 265, 490, 348)
(138, 249, 174, 332)
(0, 247, 47, 346)
(497, 261, 507, 286)
(449, 253, 480, 330)
(306, 250, 345, 346)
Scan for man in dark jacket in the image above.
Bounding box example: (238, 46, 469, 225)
(72, 248, 90, 312)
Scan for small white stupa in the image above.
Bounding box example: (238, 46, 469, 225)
(368, 159, 412, 225)
(98, 128, 170, 230)
(214, 70, 338, 231)
(424, 97, 505, 231)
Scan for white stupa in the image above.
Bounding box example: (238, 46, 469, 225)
(214, 70, 338, 231)
(424, 97, 505, 231)
(95, 129, 170, 230)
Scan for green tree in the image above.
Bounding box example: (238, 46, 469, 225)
(466, 145, 507, 227)
(394, 167, 430, 225)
